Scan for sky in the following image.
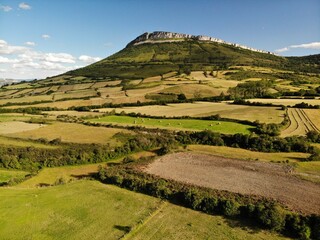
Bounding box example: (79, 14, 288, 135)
(0, 0, 319, 79)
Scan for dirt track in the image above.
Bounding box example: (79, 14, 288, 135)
(281, 108, 319, 137)
(145, 152, 320, 215)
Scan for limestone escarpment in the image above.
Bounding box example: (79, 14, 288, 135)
(127, 31, 274, 55)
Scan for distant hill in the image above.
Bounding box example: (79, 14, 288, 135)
(67, 31, 320, 79)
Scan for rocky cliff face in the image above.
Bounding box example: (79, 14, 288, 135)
(127, 31, 274, 55)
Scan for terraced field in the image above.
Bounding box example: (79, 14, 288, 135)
(281, 108, 320, 137)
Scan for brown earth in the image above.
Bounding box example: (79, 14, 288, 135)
(145, 152, 320, 215)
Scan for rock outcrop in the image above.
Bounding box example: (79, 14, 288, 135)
(127, 31, 274, 55)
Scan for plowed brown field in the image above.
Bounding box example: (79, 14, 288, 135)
(145, 152, 320, 215)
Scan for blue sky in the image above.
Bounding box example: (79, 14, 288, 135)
(0, 0, 319, 79)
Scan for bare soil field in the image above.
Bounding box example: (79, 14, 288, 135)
(145, 152, 320, 215)
(281, 108, 319, 137)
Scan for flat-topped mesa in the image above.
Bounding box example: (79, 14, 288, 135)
(127, 31, 274, 55)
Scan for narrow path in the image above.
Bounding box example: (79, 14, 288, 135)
(120, 201, 168, 240)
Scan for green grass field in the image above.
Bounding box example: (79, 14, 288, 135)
(0, 169, 29, 184)
(0, 180, 289, 240)
(89, 115, 254, 134)
(0, 136, 57, 149)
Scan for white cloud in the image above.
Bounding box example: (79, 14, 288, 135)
(19, 2, 31, 10)
(275, 47, 289, 53)
(44, 53, 75, 63)
(275, 41, 320, 54)
(0, 56, 19, 63)
(0, 5, 12, 12)
(25, 41, 36, 46)
(290, 42, 320, 50)
(0, 39, 29, 55)
(79, 55, 102, 63)
(42, 34, 50, 39)
(0, 39, 99, 79)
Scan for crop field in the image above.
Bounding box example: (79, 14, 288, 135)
(146, 152, 320, 214)
(187, 145, 309, 163)
(0, 121, 44, 134)
(89, 115, 253, 134)
(303, 109, 320, 131)
(7, 122, 133, 145)
(281, 108, 319, 137)
(98, 102, 284, 123)
(4, 98, 112, 109)
(0, 169, 29, 184)
(160, 84, 223, 98)
(247, 98, 320, 106)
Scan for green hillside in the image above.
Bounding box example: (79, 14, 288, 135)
(68, 40, 320, 79)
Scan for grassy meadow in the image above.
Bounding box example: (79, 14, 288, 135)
(0, 179, 289, 240)
(89, 115, 254, 134)
(0, 169, 29, 184)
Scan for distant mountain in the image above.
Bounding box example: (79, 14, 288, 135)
(0, 78, 21, 86)
(67, 31, 320, 79)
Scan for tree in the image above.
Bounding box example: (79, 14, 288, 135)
(177, 93, 187, 101)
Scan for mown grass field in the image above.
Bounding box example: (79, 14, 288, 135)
(187, 145, 310, 163)
(8, 122, 132, 145)
(0, 181, 161, 240)
(98, 102, 284, 124)
(0, 180, 290, 240)
(89, 115, 254, 134)
(0, 169, 29, 184)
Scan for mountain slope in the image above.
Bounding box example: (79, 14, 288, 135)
(67, 32, 319, 79)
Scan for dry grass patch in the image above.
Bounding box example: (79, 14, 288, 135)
(0, 121, 44, 134)
(160, 84, 223, 98)
(98, 102, 284, 124)
(248, 98, 320, 106)
(187, 145, 309, 163)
